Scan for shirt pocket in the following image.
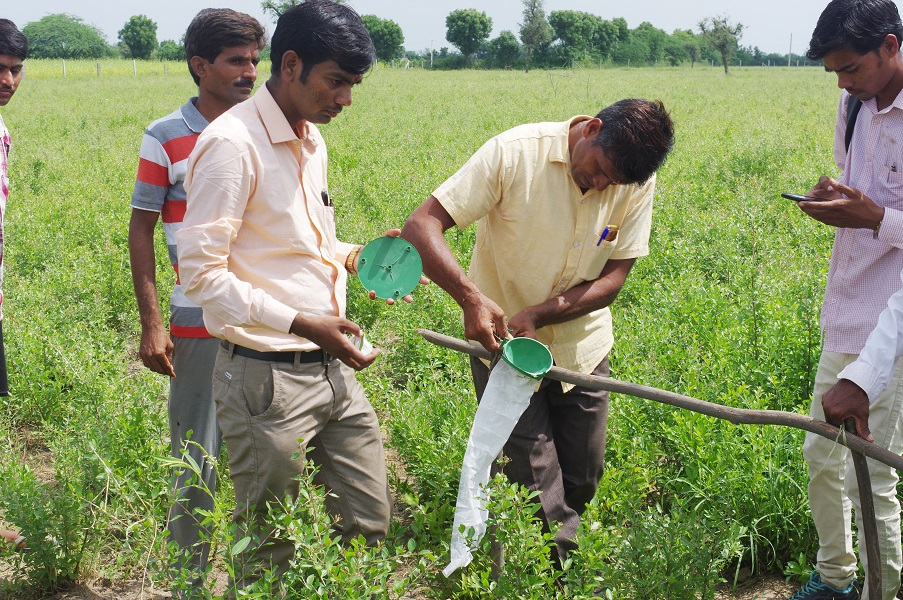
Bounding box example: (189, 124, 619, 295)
(575, 238, 617, 282)
(879, 164, 903, 208)
(877, 130, 903, 207)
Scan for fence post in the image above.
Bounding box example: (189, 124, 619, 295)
(62, 58, 66, 78)
(97, 62, 101, 77)
(133, 59, 137, 76)
(164, 63, 168, 75)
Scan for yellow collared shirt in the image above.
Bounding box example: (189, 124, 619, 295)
(434, 116, 655, 385)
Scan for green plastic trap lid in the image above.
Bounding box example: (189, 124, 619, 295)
(357, 236, 423, 300)
(501, 337, 553, 380)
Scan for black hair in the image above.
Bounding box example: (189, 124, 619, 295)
(0, 20, 28, 60)
(269, 0, 374, 81)
(592, 99, 675, 185)
(185, 9, 267, 86)
(807, 0, 903, 60)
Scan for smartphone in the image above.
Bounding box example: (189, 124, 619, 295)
(782, 192, 825, 202)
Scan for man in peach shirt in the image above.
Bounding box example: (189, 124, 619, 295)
(177, 1, 390, 588)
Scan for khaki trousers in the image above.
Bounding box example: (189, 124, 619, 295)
(213, 346, 391, 588)
(803, 350, 903, 600)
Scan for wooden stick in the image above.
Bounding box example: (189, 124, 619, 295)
(417, 328, 903, 472)
(847, 420, 881, 596)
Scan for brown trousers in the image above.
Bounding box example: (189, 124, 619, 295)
(471, 355, 610, 563)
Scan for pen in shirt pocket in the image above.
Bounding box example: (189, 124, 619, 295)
(596, 225, 619, 246)
(321, 190, 334, 207)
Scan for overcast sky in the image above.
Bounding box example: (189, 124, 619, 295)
(6, 0, 857, 56)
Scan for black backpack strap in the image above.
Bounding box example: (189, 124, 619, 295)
(845, 95, 862, 152)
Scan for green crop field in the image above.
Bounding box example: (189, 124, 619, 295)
(0, 61, 843, 598)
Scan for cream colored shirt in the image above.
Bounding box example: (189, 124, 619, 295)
(177, 83, 353, 352)
(434, 116, 655, 383)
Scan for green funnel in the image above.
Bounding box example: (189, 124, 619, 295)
(501, 337, 552, 380)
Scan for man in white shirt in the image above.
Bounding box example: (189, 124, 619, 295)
(788, 1, 903, 598)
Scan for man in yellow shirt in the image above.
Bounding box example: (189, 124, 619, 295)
(402, 99, 674, 564)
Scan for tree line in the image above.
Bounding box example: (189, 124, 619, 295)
(16, 2, 818, 71)
(430, 3, 817, 72)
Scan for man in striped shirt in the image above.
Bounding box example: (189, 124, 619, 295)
(127, 9, 265, 592)
(789, 1, 903, 599)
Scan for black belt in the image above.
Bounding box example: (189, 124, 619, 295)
(221, 340, 326, 364)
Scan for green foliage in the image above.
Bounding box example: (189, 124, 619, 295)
(632, 22, 671, 64)
(568, 498, 745, 599)
(445, 9, 492, 64)
(699, 14, 745, 74)
(118, 15, 158, 60)
(261, 0, 300, 22)
(22, 14, 111, 60)
(549, 10, 604, 64)
(488, 31, 520, 69)
(260, 0, 349, 23)
(157, 40, 184, 62)
(362, 15, 405, 62)
(519, 0, 553, 72)
(670, 29, 703, 67)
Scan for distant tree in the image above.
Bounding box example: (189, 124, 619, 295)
(489, 30, 520, 68)
(594, 19, 620, 59)
(261, 0, 346, 22)
(519, 0, 552, 72)
(261, 0, 297, 21)
(445, 9, 492, 65)
(611, 36, 651, 66)
(361, 15, 404, 62)
(157, 39, 184, 61)
(667, 29, 699, 67)
(611, 17, 630, 44)
(549, 10, 602, 65)
(632, 22, 669, 65)
(119, 15, 157, 60)
(698, 14, 744, 74)
(22, 13, 110, 59)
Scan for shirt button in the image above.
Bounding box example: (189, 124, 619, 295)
(551, 343, 557, 348)
(573, 242, 580, 248)
(581, 199, 586, 204)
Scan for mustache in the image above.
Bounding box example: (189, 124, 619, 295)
(233, 79, 255, 88)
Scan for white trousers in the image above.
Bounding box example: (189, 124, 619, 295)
(803, 351, 903, 600)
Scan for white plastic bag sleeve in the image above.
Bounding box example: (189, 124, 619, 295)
(442, 360, 537, 577)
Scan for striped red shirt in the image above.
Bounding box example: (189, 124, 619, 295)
(130, 98, 211, 338)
